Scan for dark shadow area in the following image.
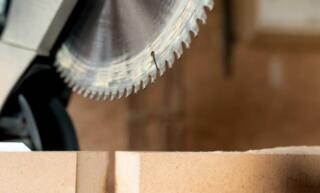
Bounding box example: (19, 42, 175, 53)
(281, 157, 320, 193)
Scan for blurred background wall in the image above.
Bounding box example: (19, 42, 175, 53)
(68, 0, 320, 151)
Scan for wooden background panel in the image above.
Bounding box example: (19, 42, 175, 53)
(68, 98, 129, 150)
(186, 45, 320, 151)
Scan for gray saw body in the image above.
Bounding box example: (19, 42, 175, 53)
(0, 0, 214, 109)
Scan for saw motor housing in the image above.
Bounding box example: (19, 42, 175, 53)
(0, 0, 78, 150)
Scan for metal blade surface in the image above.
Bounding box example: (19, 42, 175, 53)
(56, 0, 214, 100)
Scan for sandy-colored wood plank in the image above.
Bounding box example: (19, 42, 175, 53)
(116, 147, 320, 193)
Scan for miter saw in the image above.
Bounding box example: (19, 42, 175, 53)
(0, 0, 214, 150)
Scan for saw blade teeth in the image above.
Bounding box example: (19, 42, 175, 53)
(83, 89, 91, 98)
(166, 56, 175, 69)
(72, 85, 79, 92)
(65, 77, 72, 85)
(126, 86, 133, 98)
(77, 88, 84, 96)
(89, 91, 97, 100)
(198, 10, 208, 24)
(109, 93, 114, 101)
(67, 81, 75, 89)
(183, 33, 192, 49)
(165, 61, 170, 70)
(102, 93, 110, 101)
(59, 69, 69, 79)
(99, 90, 108, 101)
(167, 62, 172, 69)
(95, 92, 103, 101)
(175, 44, 184, 59)
(149, 70, 158, 83)
(158, 63, 167, 76)
(204, 0, 214, 10)
(134, 82, 141, 94)
(127, 86, 134, 97)
(142, 78, 149, 89)
(110, 91, 118, 101)
(190, 22, 200, 37)
(118, 89, 125, 99)
(55, 0, 214, 101)
(168, 52, 176, 68)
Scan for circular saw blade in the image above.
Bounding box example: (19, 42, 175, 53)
(56, 0, 214, 100)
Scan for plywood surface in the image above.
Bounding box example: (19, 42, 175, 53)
(0, 153, 77, 193)
(0, 152, 109, 193)
(116, 147, 320, 193)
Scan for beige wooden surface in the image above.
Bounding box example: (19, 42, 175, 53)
(0, 153, 77, 193)
(116, 148, 320, 193)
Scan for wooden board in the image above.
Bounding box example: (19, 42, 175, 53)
(116, 147, 320, 193)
